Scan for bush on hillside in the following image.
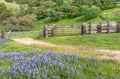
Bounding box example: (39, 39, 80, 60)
(0, 3, 11, 22)
(35, 6, 48, 20)
(14, 0, 29, 4)
(25, 7, 35, 14)
(67, 6, 79, 18)
(48, 9, 64, 21)
(0, 3, 7, 13)
(28, 0, 37, 7)
(82, 6, 101, 20)
(95, 0, 117, 9)
(2, 15, 35, 31)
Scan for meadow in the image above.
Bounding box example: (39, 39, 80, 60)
(0, 0, 120, 79)
(0, 31, 120, 79)
(42, 33, 120, 50)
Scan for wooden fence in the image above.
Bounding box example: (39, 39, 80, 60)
(43, 21, 120, 38)
(0, 30, 11, 40)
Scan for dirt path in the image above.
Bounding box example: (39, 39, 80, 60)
(12, 38, 120, 61)
(97, 49, 120, 60)
(12, 38, 57, 47)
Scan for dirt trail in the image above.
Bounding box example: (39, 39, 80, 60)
(12, 38, 57, 47)
(97, 49, 120, 60)
(12, 38, 120, 60)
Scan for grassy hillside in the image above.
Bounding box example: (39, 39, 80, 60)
(0, 0, 120, 31)
(33, 8, 120, 30)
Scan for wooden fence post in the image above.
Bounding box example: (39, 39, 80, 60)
(116, 21, 120, 32)
(88, 22, 91, 34)
(107, 21, 110, 33)
(1, 30, 5, 39)
(81, 24, 86, 35)
(51, 26, 56, 36)
(43, 26, 48, 38)
(97, 23, 102, 33)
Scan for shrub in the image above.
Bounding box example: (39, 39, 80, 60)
(0, 3, 7, 13)
(82, 6, 101, 19)
(95, 0, 117, 10)
(48, 9, 64, 21)
(35, 6, 48, 20)
(2, 15, 35, 31)
(25, 7, 35, 14)
(67, 6, 79, 18)
(14, 0, 29, 4)
(0, 3, 11, 22)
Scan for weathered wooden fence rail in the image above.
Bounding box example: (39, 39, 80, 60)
(43, 21, 120, 38)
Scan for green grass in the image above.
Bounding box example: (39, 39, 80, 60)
(103, 8, 120, 21)
(11, 31, 41, 39)
(42, 33, 120, 50)
(0, 41, 42, 52)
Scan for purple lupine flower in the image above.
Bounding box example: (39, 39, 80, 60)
(43, 66, 47, 72)
(27, 73, 31, 79)
(31, 63, 36, 68)
(67, 57, 70, 62)
(96, 74, 99, 79)
(59, 63, 64, 69)
(104, 75, 107, 79)
(33, 71, 39, 78)
(53, 77, 57, 79)
(12, 70, 16, 77)
(68, 72, 70, 79)
(72, 68, 75, 78)
(29, 69, 32, 74)
(42, 72, 47, 79)
(50, 73, 53, 77)
(100, 75, 102, 79)
(4, 77, 7, 79)
(19, 68, 23, 73)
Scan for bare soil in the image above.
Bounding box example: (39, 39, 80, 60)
(97, 49, 120, 60)
(12, 38, 57, 47)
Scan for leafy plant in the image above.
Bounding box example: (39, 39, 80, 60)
(35, 6, 48, 20)
(82, 6, 101, 19)
(48, 9, 64, 21)
(67, 6, 79, 18)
